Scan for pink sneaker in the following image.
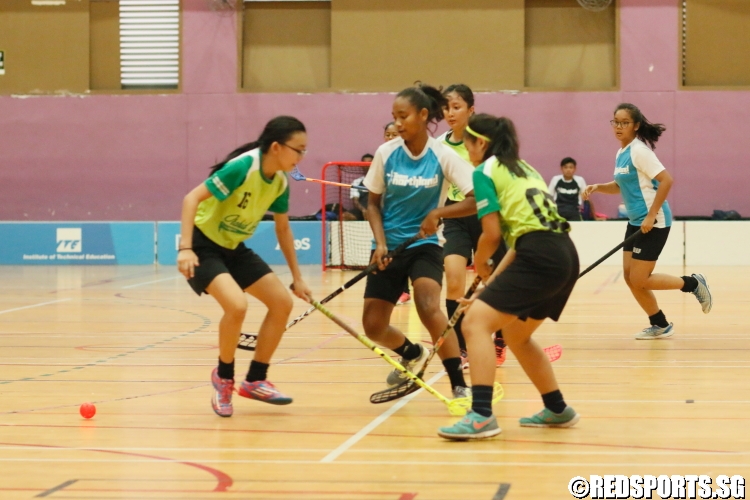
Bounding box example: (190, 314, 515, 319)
(211, 367, 234, 417)
(460, 349, 469, 370)
(238, 380, 293, 405)
(495, 340, 508, 366)
(397, 292, 411, 305)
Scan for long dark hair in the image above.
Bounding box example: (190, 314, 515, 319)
(209, 116, 306, 175)
(396, 82, 447, 127)
(615, 103, 665, 150)
(442, 83, 475, 108)
(465, 113, 527, 178)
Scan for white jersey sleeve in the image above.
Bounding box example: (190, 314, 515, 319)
(631, 142, 666, 180)
(350, 177, 365, 199)
(363, 147, 386, 195)
(437, 144, 474, 196)
(548, 175, 563, 201)
(574, 175, 587, 205)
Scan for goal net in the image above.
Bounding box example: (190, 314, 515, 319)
(321, 162, 374, 270)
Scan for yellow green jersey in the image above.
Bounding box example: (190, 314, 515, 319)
(473, 156, 569, 249)
(438, 131, 470, 202)
(195, 148, 289, 249)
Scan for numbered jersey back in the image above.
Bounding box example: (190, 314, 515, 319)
(474, 158, 570, 249)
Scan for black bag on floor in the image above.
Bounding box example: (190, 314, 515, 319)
(711, 210, 741, 220)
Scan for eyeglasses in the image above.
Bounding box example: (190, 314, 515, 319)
(282, 143, 307, 157)
(610, 120, 633, 129)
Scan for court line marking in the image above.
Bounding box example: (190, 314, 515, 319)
(0, 383, 207, 415)
(0, 299, 71, 316)
(35, 479, 77, 498)
(0, 458, 746, 467)
(0, 441, 233, 492)
(320, 371, 446, 463)
(1, 447, 741, 456)
(121, 276, 180, 289)
(594, 270, 622, 295)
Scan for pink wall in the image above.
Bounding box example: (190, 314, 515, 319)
(0, 0, 747, 221)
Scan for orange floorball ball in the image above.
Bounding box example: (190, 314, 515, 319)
(79, 403, 96, 419)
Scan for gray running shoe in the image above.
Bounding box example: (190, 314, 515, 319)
(386, 343, 428, 386)
(691, 273, 713, 314)
(635, 323, 674, 340)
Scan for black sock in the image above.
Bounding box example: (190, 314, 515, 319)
(445, 298, 459, 320)
(218, 358, 234, 380)
(446, 299, 466, 351)
(471, 385, 494, 417)
(442, 357, 466, 389)
(394, 338, 421, 360)
(541, 389, 567, 414)
(245, 360, 269, 383)
(649, 310, 669, 328)
(681, 275, 698, 293)
(494, 332, 505, 348)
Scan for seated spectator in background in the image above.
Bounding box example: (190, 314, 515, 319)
(582, 199, 606, 221)
(343, 154, 373, 221)
(548, 157, 588, 221)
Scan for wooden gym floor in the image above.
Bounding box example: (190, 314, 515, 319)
(0, 264, 747, 499)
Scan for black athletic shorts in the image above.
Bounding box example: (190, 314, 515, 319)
(623, 223, 670, 261)
(478, 231, 579, 322)
(186, 227, 273, 296)
(443, 201, 507, 265)
(558, 208, 583, 222)
(364, 243, 444, 304)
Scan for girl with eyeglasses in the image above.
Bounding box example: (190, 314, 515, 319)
(582, 103, 712, 340)
(437, 84, 508, 368)
(178, 115, 312, 417)
(439, 114, 579, 440)
(362, 83, 476, 400)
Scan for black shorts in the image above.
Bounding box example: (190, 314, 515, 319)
(558, 208, 583, 222)
(478, 231, 579, 322)
(346, 208, 365, 221)
(186, 227, 273, 296)
(623, 223, 670, 261)
(364, 243, 444, 304)
(443, 202, 507, 265)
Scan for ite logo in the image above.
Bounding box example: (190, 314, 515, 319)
(56, 228, 82, 253)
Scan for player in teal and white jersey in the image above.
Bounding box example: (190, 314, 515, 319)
(362, 83, 477, 399)
(178, 116, 312, 417)
(584, 103, 712, 340)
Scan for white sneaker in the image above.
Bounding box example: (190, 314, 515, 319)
(635, 323, 674, 340)
(691, 274, 713, 314)
(386, 343, 429, 386)
(452, 386, 471, 399)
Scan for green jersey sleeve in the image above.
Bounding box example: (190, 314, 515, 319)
(473, 167, 501, 219)
(267, 182, 290, 214)
(205, 155, 253, 201)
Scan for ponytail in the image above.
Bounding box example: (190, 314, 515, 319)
(396, 82, 447, 126)
(465, 113, 527, 178)
(209, 115, 306, 175)
(615, 103, 666, 150)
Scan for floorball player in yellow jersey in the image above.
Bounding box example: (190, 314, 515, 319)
(178, 116, 312, 418)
